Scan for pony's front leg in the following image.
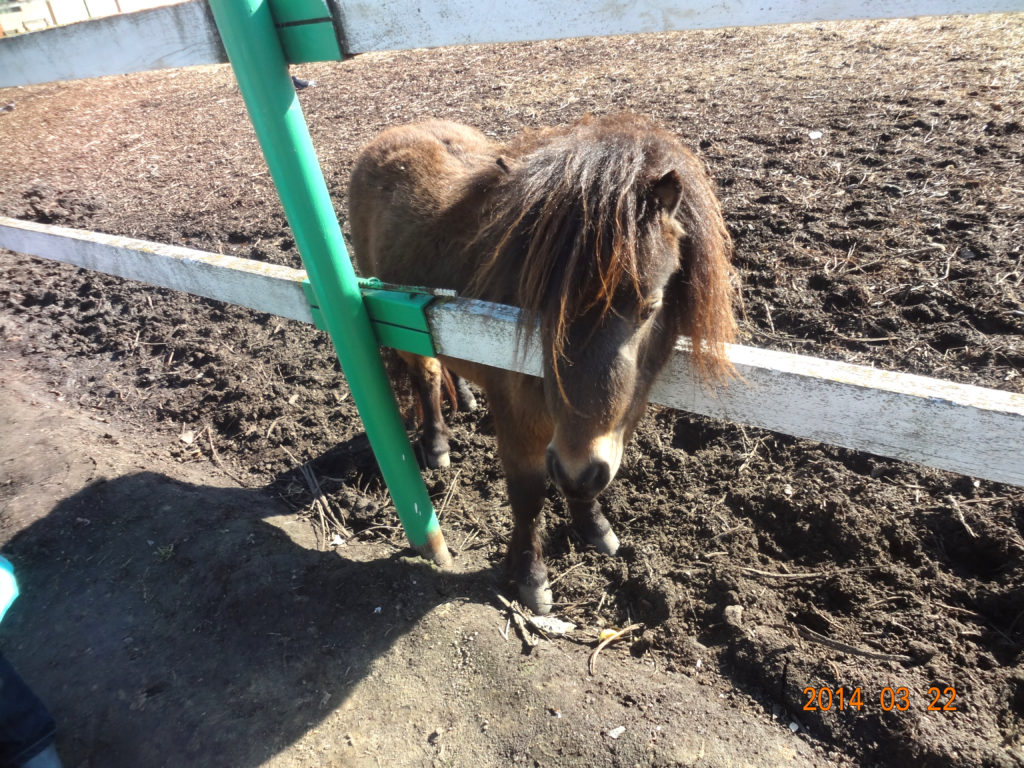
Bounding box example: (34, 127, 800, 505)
(505, 467, 552, 614)
(489, 385, 554, 615)
(568, 499, 620, 556)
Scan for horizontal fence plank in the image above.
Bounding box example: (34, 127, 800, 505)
(341, 0, 1024, 53)
(650, 342, 1024, 487)
(429, 299, 1024, 487)
(0, 1, 227, 88)
(2, 216, 1023, 487)
(3, 0, 1024, 87)
(0, 216, 312, 323)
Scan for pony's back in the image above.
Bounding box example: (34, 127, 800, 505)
(348, 121, 500, 290)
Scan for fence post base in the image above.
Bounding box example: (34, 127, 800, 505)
(420, 528, 454, 568)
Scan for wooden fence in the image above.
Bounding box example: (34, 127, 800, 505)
(2, 217, 1022, 487)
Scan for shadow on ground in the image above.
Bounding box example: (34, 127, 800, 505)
(1, 470, 488, 767)
(0, 365, 824, 768)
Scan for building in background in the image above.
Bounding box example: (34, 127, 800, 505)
(0, 0, 181, 35)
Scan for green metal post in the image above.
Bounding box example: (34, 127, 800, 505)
(208, 0, 451, 565)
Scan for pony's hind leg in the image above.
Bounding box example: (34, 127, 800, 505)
(451, 372, 478, 412)
(569, 499, 620, 556)
(399, 352, 451, 469)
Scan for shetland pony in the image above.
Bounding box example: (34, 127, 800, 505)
(349, 114, 736, 613)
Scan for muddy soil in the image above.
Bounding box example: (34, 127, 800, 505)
(1, 12, 1023, 768)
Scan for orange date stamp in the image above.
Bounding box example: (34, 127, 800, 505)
(802, 686, 959, 713)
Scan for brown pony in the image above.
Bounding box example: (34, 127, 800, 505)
(349, 114, 736, 614)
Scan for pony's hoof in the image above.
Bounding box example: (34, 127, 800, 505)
(456, 388, 478, 412)
(592, 528, 620, 556)
(426, 450, 451, 469)
(453, 375, 478, 412)
(572, 502, 620, 556)
(519, 579, 553, 616)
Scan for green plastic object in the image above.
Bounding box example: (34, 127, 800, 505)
(208, 0, 451, 565)
(267, 0, 343, 63)
(303, 279, 438, 358)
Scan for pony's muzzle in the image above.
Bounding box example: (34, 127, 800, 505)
(546, 447, 611, 501)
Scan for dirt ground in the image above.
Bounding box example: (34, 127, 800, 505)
(1, 12, 1022, 768)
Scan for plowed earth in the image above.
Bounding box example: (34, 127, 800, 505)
(1, 13, 1023, 768)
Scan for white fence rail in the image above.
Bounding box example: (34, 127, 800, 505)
(337, 0, 1024, 56)
(0, 1, 225, 88)
(2, 0, 1024, 87)
(3, 216, 1022, 487)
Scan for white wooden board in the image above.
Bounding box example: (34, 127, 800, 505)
(0, 216, 312, 323)
(3, 216, 1022, 487)
(0, 1, 226, 88)
(2, 0, 1023, 87)
(651, 341, 1024, 487)
(429, 298, 1024, 487)
(341, 0, 1024, 53)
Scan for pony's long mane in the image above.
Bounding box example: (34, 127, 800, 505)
(468, 114, 737, 382)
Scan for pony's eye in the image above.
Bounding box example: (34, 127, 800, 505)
(639, 299, 662, 321)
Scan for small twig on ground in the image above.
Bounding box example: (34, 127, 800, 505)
(864, 595, 905, 610)
(204, 425, 250, 487)
(437, 468, 462, 518)
(496, 593, 538, 647)
(588, 623, 643, 675)
(712, 524, 748, 542)
(795, 625, 912, 664)
(834, 334, 900, 343)
(763, 299, 775, 333)
(736, 433, 766, 474)
(307, 471, 352, 540)
(958, 496, 1008, 505)
(898, 244, 946, 258)
(736, 565, 875, 581)
(461, 509, 500, 542)
(935, 602, 984, 619)
(283, 447, 354, 543)
(311, 496, 327, 550)
(946, 496, 977, 538)
(548, 561, 588, 586)
(458, 529, 479, 552)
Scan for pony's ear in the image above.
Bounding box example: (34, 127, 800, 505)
(650, 170, 683, 216)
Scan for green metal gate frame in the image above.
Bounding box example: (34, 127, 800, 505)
(207, 0, 452, 565)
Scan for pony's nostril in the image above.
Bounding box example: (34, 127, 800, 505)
(548, 449, 611, 500)
(580, 460, 611, 498)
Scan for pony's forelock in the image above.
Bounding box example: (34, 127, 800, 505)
(469, 114, 737, 390)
